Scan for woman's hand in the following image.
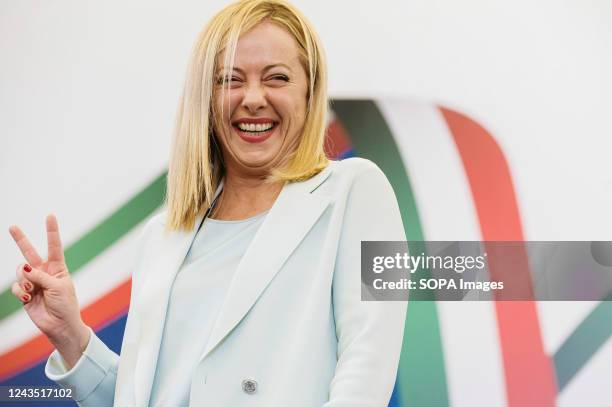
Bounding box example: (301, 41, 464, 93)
(9, 214, 90, 369)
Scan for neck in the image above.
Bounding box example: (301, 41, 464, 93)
(211, 170, 283, 221)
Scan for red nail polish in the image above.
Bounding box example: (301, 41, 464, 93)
(22, 294, 30, 302)
(24, 264, 31, 273)
(24, 282, 32, 291)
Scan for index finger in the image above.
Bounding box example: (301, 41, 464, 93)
(8, 225, 44, 267)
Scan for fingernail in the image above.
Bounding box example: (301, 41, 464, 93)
(24, 282, 32, 291)
(21, 294, 30, 302)
(24, 264, 32, 273)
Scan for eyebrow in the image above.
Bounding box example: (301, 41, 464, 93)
(216, 63, 293, 74)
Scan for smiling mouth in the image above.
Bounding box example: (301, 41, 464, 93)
(231, 121, 279, 143)
(232, 121, 278, 134)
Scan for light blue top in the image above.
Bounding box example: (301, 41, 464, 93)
(148, 211, 267, 406)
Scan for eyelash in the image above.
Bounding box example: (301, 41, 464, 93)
(269, 74, 289, 82)
(215, 74, 290, 85)
(216, 76, 239, 85)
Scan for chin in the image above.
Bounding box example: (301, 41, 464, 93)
(234, 152, 278, 171)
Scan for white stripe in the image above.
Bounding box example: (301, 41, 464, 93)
(438, 302, 506, 407)
(376, 99, 506, 407)
(376, 99, 481, 241)
(0, 218, 154, 356)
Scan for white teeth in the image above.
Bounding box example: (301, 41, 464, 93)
(237, 122, 274, 132)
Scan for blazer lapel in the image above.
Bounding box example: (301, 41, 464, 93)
(133, 184, 223, 407)
(199, 163, 335, 363)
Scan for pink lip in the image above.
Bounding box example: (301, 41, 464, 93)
(232, 123, 277, 144)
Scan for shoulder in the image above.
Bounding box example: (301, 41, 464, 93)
(326, 158, 405, 239)
(327, 157, 387, 184)
(329, 157, 381, 175)
(143, 211, 167, 232)
(133, 210, 167, 251)
(324, 157, 391, 192)
(312, 158, 398, 216)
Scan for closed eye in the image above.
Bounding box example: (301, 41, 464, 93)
(267, 74, 290, 82)
(216, 75, 243, 86)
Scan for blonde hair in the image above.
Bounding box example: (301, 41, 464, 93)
(164, 0, 329, 232)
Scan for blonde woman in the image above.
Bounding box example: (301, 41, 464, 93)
(9, 0, 407, 405)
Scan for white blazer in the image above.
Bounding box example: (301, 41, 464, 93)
(46, 157, 408, 407)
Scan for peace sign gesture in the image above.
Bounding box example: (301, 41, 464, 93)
(9, 214, 90, 369)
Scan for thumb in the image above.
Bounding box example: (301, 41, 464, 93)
(23, 266, 56, 289)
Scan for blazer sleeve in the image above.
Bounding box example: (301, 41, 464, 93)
(44, 215, 157, 406)
(325, 161, 408, 407)
(45, 328, 118, 406)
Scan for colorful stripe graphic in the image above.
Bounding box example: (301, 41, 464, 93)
(0, 174, 166, 321)
(1, 99, 610, 407)
(375, 100, 507, 407)
(441, 107, 558, 407)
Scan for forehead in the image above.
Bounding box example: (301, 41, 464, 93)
(220, 21, 302, 70)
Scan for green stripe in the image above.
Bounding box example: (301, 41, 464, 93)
(332, 100, 449, 407)
(0, 173, 167, 319)
(554, 293, 612, 390)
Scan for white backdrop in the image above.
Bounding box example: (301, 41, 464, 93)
(1, 1, 611, 406)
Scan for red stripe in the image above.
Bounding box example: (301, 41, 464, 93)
(325, 119, 352, 158)
(441, 107, 557, 406)
(0, 279, 131, 381)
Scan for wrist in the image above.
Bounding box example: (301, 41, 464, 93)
(49, 322, 91, 368)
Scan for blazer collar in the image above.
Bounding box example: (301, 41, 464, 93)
(133, 162, 335, 406)
(199, 162, 335, 362)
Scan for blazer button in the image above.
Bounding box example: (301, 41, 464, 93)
(242, 379, 257, 394)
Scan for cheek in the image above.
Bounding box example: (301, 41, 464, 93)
(271, 93, 308, 126)
(227, 90, 243, 111)
(215, 90, 243, 124)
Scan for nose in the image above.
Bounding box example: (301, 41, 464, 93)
(240, 83, 267, 113)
